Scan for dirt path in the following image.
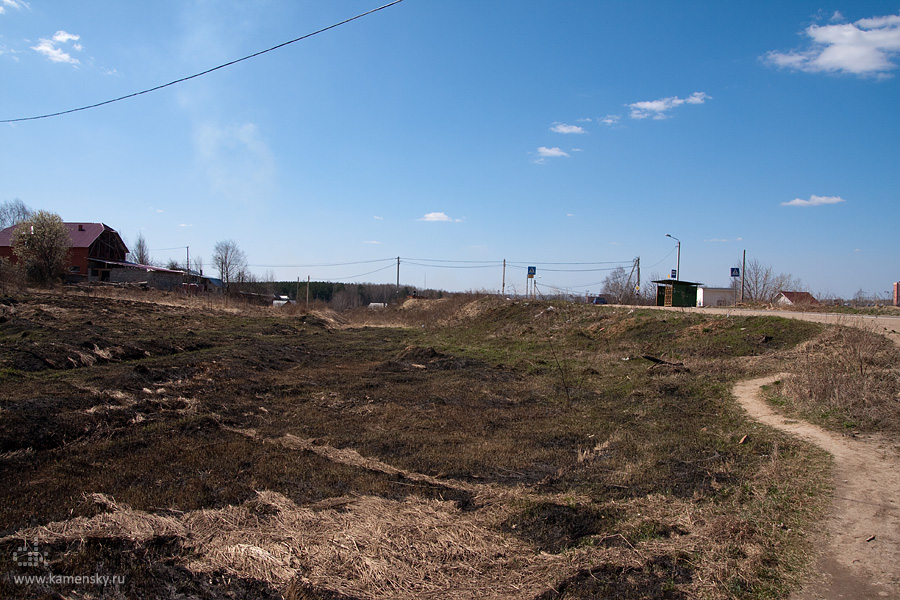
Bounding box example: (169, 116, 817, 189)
(734, 377, 900, 599)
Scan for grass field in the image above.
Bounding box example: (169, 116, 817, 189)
(0, 289, 872, 599)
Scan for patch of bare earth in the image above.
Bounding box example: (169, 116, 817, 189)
(734, 377, 900, 599)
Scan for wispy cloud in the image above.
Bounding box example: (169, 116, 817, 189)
(781, 194, 846, 207)
(627, 92, 710, 120)
(372, 215, 383, 220)
(419, 212, 462, 222)
(364, 240, 382, 245)
(600, 114, 621, 125)
(536, 146, 569, 158)
(550, 122, 586, 134)
(0, 0, 28, 14)
(194, 121, 276, 203)
(32, 30, 82, 64)
(705, 237, 743, 242)
(764, 13, 900, 77)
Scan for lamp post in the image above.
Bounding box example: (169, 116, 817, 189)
(665, 234, 681, 280)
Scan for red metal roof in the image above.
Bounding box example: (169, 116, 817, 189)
(0, 222, 117, 249)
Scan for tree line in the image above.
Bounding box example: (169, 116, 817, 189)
(4, 198, 881, 307)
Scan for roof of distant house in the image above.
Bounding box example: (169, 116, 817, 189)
(776, 291, 819, 305)
(0, 222, 121, 249)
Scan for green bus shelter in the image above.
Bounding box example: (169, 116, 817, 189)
(652, 280, 702, 308)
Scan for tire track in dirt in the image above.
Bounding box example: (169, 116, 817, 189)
(734, 377, 900, 599)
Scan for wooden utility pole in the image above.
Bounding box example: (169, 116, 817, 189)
(741, 250, 746, 304)
(636, 256, 641, 296)
(306, 275, 310, 309)
(502, 259, 506, 296)
(396, 257, 400, 297)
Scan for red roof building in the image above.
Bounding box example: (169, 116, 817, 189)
(774, 291, 819, 306)
(0, 222, 129, 281)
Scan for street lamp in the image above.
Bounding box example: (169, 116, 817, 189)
(665, 234, 681, 280)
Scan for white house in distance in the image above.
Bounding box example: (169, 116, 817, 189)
(697, 286, 736, 307)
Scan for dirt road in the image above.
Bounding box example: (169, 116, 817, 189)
(734, 377, 900, 599)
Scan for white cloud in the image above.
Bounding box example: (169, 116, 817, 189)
(628, 92, 710, 120)
(419, 212, 462, 222)
(0, 0, 28, 14)
(32, 30, 81, 64)
(53, 31, 79, 44)
(536, 146, 569, 158)
(372, 215, 383, 220)
(705, 237, 743, 242)
(764, 13, 900, 77)
(550, 123, 585, 134)
(364, 240, 382, 245)
(781, 194, 846, 207)
(600, 114, 620, 125)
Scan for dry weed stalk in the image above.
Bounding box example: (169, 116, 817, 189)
(784, 322, 900, 432)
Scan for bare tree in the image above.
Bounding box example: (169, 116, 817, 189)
(740, 258, 803, 303)
(637, 271, 663, 305)
(11, 210, 71, 285)
(0, 199, 32, 229)
(131, 232, 151, 265)
(601, 266, 638, 304)
(192, 256, 204, 276)
(213, 239, 248, 288)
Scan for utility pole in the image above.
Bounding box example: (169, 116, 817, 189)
(636, 256, 640, 297)
(741, 250, 746, 304)
(306, 275, 310, 309)
(396, 257, 400, 298)
(502, 259, 506, 296)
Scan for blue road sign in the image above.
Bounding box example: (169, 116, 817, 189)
(527, 266, 536, 278)
(731, 268, 740, 277)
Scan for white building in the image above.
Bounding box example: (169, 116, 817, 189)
(697, 287, 736, 307)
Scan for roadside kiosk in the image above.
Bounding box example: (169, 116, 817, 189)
(652, 279, 702, 308)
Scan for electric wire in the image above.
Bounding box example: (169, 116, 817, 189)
(340, 263, 395, 280)
(403, 261, 500, 270)
(1, 0, 404, 124)
(246, 257, 395, 268)
(647, 246, 677, 269)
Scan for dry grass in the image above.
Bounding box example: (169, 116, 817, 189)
(774, 322, 900, 433)
(0, 292, 841, 599)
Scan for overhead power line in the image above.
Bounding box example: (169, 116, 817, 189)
(403, 261, 501, 270)
(247, 257, 395, 268)
(1, 0, 404, 124)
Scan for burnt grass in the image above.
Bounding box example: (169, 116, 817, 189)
(0, 291, 830, 599)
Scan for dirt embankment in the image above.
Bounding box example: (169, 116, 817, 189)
(734, 377, 900, 599)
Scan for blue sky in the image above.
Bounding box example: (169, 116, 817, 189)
(2, 1, 898, 298)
